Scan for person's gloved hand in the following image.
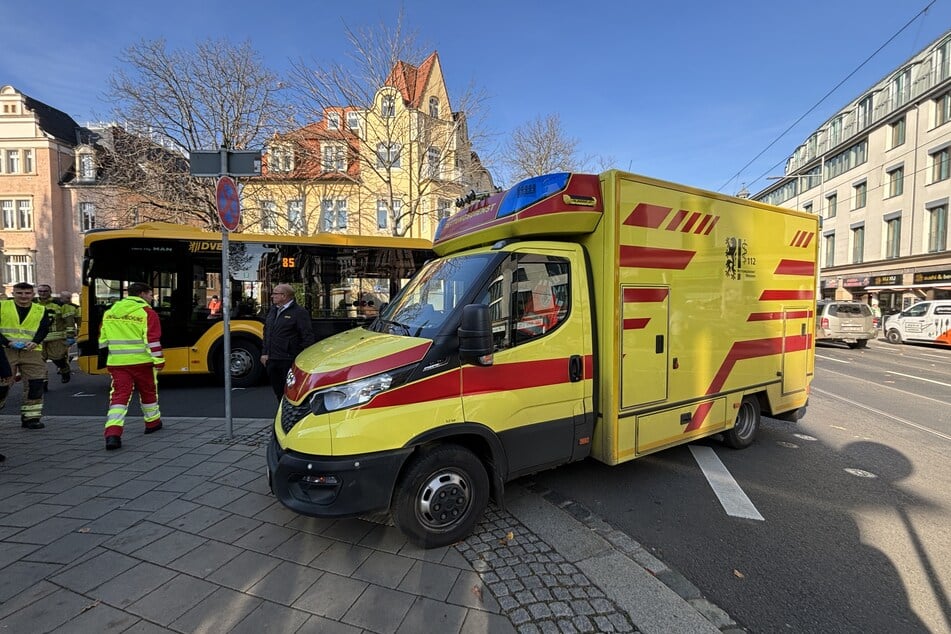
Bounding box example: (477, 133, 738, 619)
(65, 338, 76, 346)
(10, 342, 25, 350)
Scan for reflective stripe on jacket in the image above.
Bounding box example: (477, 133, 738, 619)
(36, 299, 66, 341)
(100, 296, 163, 367)
(0, 300, 46, 351)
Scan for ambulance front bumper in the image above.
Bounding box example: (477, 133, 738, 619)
(266, 432, 412, 518)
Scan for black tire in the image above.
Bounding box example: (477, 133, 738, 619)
(723, 396, 761, 449)
(214, 339, 264, 388)
(886, 329, 903, 345)
(392, 444, 489, 548)
(847, 339, 868, 349)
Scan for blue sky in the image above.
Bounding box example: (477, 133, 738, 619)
(3, 0, 951, 193)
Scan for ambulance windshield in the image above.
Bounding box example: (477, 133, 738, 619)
(373, 253, 497, 338)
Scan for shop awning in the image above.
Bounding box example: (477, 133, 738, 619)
(865, 283, 951, 291)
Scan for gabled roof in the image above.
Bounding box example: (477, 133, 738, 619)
(386, 51, 439, 108)
(19, 90, 82, 145)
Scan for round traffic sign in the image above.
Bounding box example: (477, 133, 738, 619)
(216, 176, 241, 231)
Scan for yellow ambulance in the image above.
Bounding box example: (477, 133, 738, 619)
(267, 170, 819, 547)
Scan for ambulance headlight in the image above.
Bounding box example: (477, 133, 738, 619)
(309, 365, 416, 414)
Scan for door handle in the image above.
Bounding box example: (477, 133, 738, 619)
(569, 355, 583, 382)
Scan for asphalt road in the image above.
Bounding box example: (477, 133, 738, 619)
(527, 337, 951, 633)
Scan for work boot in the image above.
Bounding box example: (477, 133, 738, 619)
(0, 453, 5, 462)
(61, 370, 71, 384)
(21, 418, 44, 430)
(105, 436, 121, 451)
(144, 421, 162, 435)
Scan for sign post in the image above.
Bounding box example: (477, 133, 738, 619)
(190, 147, 260, 439)
(216, 175, 241, 438)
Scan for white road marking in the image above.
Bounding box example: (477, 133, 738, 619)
(885, 371, 951, 388)
(688, 446, 764, 521)
(815, 367, 951, 407)
(812, 387, 951, 441)
(816, 354, 851, 364)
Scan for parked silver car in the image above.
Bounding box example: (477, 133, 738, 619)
(816, 301, 877, 348)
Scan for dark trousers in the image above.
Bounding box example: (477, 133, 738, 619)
(266, 359, 293, 400)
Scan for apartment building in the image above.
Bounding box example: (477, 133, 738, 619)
(244, 51, 493, 240)
(754, 30, 951, 314)
(0, 85, 84, 296)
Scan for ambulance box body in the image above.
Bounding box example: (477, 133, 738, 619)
(268, 170, 819, 547)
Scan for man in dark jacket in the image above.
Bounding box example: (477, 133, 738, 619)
(260, 284, 315, 399)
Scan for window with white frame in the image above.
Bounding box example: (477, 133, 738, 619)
(79, 152, 95, 180)
(437, 198, 452, 221)
(853, 181, 867, 209)
(857, 95, 873, 129)
(79, 202, 96, 232)
(429, 97, 439, 118)
(825, 193, 837, 219)
(1, 198, 32, 230)
(889, 117, 905, 149)
(928, 204, 948, 252)
(891, 68, 910, 107)
(381, 95, 395, 118)
(823, 233, 835, 268)
(377, 200, 388, 229)
(268, 145, 294, 172)
(376, 143, 401, 168)
(938, 37, 951, 81)
(335, 199, 348, 230)
(931, 148, 950, 183)
(393, 199, 405, 234)
(427, 146, 440, 179)
(347, 111, 360, 131)
(321, 199, 334, 232)
(851, 225, 865, 264)
(4, 254, 35, 285)
(828, 116, 843, 147)
(23, 149, 33, 173)
(327, 112, 340, 130)
(884, 216, 901, 259)
(886, 166, 904, 197)
(322, 142, 346, 172)
(287, 199, 304, 233)
(6, 149, 20, 174)
(936, 92, 951, 127)
(261, 200, 277, 231)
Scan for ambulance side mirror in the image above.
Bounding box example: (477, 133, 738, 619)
(458, 304, 494, 366)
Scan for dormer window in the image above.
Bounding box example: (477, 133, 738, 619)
(327, 112, 340, 130)
(381, 95, 395, 118)
(78, 152, 96, 181)
(347, 111, 360, 131)
(429, 97, 439, 118)
(268, 144, 294, 172)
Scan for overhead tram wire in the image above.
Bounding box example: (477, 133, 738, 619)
(718, 0, 938, 195)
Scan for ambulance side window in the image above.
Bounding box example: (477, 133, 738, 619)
(480, 253, 570, 350)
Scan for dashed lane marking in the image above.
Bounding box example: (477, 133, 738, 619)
(689, 445, 765, 521)
(885, 371, 951, 388)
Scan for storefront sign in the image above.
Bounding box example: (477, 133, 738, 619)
(870, 274, 901, 286)
(842, 277, 869, 288)
(822, 278, 839, 289)
(913, 269, 951, 284)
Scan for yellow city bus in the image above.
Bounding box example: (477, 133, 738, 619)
(77, 222, 433, 386)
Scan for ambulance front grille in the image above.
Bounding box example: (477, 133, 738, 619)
(280, 397, 311, 434)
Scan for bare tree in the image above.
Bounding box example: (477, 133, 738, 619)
(105, 38, 285, 229)
(500, 114, 593, 185)
(283, 10, 494, 237)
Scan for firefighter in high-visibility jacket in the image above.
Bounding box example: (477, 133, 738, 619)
(0, 282, 51, 429)
(99, 282, 164, 450)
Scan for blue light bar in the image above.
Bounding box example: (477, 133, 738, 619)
(496, 173, 570, 218)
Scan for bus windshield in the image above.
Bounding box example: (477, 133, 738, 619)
(374, 253, 497, 338)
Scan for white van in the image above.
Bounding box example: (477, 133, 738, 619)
(883, 300, 951, 346)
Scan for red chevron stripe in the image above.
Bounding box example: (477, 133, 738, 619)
(800, 232, 814, 248)
(759, 289, 815, 301)
(624, 203, 671, 228)
(694, 215, 713, 234)
(748, 310, 813, 321)
(665, 209, 689, 231)
(685, 334, 812, 431)
(703, 216, 720, 235)
(681, 212, 703, 233)
(774, 259, 815, 276)
(623, 288, 669, 302)
(623, 318, 651, 330)
(620, 246, 695, 270)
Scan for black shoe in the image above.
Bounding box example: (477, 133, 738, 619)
(21, 419, 44, 430)
(43, 381, 49, 393)
(105, 437, 121, 450)
(144, 421, 162, 435)
(61, 371, 71, 384)
(0, 453, 5, 462)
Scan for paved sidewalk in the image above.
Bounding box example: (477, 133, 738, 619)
(0, 416, 741, 633)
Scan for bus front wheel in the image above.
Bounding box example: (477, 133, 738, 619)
(215, 339, 264, 388)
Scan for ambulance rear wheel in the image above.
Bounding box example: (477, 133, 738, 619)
(392, 444, 489, 548)
(724, 396, 760, 449)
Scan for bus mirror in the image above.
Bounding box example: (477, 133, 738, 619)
(458, 304, 493, 366)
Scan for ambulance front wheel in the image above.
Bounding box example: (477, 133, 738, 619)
(724, 396, 760, 449)
(886, 329, 903, 345)
(392, 444, 489, 548)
